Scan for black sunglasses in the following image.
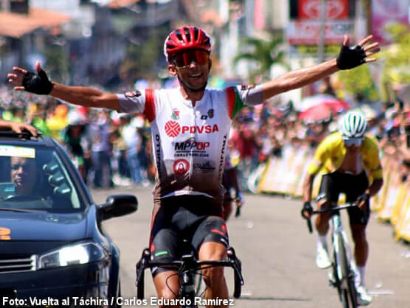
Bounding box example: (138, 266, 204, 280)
(172, 50, 209, 68)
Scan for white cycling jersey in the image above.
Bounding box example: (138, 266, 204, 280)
(117, 86, 250, 203)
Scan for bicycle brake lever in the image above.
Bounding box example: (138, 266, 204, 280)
(136, 261, 145, 283)
(301, 208, 313, 233)
(306, 218, 313, 233)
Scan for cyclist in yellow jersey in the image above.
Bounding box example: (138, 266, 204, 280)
(302, 111, 384, 306)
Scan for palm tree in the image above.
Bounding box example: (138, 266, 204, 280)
(234, 33, 288, 82)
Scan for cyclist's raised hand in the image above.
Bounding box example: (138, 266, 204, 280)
(8, 61, 53, 95)
(336, 34, 380, 70)
(356, 192, 370, 210)
(301, 201, 313, 219)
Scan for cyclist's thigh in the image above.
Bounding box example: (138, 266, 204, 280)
(192, 216, 229, 253)
(344, 171, 369, 201)
(317, 172, 341, 204)
(150, 205, 182, 275)
(198, 241, 227, 261)
(151, 228, 180, 261)
(345, 172, 370, 225)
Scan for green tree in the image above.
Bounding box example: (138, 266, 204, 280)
(44, 42, 69, 83)
(380, 23, 410, 99)
(337, 64, 379, 101)
(120, 27, 168, 83)
(234, 33, 287, 82)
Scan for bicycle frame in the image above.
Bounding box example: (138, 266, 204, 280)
(135, 247, 243, 308)
(329, 210, 358, 308)
(305, 203, 358, 308)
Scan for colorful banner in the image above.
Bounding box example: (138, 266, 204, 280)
(298, 0, 349, 20)
(287, 20, 353, 45)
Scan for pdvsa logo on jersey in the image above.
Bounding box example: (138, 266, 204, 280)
(165, 122, 219, 137)
(181, 125, 219, 134)
(165, 121, 181, 137)
(173, 159, 190, 175)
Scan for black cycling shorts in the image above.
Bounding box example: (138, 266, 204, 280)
(149, 195, 229, 275)
(317, 171, 370, 225)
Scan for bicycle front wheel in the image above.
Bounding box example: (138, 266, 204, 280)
(180, 271, 199, 308)
(335, 234, 357, 308)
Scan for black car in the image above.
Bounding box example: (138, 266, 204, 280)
(0, 130, 138, 307)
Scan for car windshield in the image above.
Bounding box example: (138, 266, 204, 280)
(0, 144, 82, 212)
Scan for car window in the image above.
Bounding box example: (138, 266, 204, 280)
(0, 144, 82, 211)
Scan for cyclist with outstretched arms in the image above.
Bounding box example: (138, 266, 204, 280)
(301, 111, 384, 305)
(8, 27, 379, 307)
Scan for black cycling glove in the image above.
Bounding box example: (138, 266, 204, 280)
(301, 201, 313, 218)
(22, 69, 53, 95)
(356, 192, 370, 205)
(336, 44, 366, 70)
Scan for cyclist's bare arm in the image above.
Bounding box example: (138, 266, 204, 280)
(51, 83, 120, 110)
(366, 178, 383, 197)
(8, 63, 120, 111)
(302, 173, 316, 203)
(261, 59, 339, 99)
(241, 35, 379, 104)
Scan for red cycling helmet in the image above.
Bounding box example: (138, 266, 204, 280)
(164, 26, 212, 62)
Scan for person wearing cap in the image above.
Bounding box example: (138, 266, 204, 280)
(8, 26, 379, 307)
(301, 111, 384, 305)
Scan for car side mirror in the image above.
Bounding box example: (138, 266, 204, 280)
(98, 194, 138, 221)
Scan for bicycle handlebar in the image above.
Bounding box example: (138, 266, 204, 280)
(136, 247, 244, 299)
(302, 203, 358, 234)
(138, 259, 238, 273)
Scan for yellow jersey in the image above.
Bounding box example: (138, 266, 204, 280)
(307, 132, 383, 180)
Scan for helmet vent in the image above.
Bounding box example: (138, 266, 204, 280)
(193, 27, 199, 40)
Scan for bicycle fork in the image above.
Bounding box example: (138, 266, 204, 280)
(331, 215, 357, 286)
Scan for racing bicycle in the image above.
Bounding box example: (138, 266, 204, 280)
(136, 244, 244, 308)
(303, 202, 359, 308)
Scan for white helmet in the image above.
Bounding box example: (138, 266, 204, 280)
(340, 111, 367, 138)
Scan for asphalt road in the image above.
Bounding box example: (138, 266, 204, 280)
(94, 185, 410, 308)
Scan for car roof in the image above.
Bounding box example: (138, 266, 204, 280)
(0, 129, 56, 148)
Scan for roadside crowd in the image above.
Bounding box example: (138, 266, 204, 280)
(0, 84, 409, 191)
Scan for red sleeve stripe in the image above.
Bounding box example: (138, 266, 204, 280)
(226, 87, 236, 119)
(144, 89, 155, 122)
